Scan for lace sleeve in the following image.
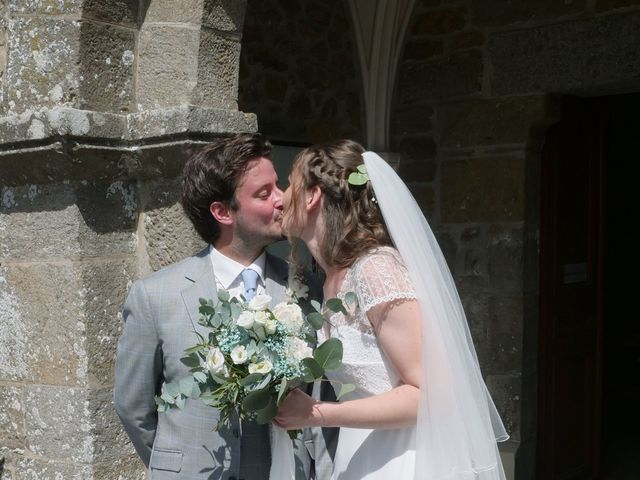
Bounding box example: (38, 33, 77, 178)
(352, 247, 416, 313)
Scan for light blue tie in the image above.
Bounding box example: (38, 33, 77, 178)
(241, 268, 259, 302)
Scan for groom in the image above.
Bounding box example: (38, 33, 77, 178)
(114, 133, 333, 479)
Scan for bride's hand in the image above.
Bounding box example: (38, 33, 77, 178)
(273, 388, 322, 429)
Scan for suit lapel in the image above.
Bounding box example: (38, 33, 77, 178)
(181, 247, 216, 338)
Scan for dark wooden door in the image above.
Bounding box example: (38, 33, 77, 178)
(538, 96, 605, 480)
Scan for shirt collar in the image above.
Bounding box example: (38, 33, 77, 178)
(209, 245, 266, 290)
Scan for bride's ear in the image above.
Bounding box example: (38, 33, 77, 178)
(210, 201, 233, 225)
(306, 185, 323, 212)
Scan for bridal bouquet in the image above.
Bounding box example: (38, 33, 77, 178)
(155, 281, 353, 432)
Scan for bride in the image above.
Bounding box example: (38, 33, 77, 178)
(273, 140, 508, 479)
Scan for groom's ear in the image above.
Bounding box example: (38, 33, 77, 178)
(306, 185, 323, 212)
(210, 201, 233, 225)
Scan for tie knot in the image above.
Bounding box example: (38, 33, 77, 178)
(241, 268, 259, 301)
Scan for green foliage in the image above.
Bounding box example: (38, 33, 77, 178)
(314, 338, 343, 370)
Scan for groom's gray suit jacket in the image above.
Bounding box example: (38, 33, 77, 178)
(114, 247, 335, 479)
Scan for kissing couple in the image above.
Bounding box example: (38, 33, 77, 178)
(114, 133, 508, 480)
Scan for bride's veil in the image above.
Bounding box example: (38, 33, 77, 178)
(363, 151, 509, 480)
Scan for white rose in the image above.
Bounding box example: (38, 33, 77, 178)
(264, 318, 278, 335)
(287, 337, 313, 362)
(230, 345, 248, 364)
(236, 310, 255, 329)
(253, 310, 269, 326)
(204, 347, 226, 375)
(248, 359, 273, 374)
(248, 293, 272, 311)
(272, 302, 304, 332)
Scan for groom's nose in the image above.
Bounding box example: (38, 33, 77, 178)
(273, 185, 283, 209)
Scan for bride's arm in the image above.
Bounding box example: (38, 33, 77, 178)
(274, 299, 422, 430)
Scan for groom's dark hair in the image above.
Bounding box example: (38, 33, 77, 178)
(181, 133, 273, 243)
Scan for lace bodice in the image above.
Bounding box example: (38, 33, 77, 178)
(321, 246, 416, 399)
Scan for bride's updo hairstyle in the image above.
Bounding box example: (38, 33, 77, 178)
(286, 139, 391, 269)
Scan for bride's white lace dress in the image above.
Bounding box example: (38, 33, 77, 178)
(319, 246, 417, 479)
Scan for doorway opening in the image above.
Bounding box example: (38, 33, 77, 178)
(538, 93, 640, 480)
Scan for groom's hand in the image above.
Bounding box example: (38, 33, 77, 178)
(273, 388, 323, 430)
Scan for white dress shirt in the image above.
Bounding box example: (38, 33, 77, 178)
(208, 245, 267, 300)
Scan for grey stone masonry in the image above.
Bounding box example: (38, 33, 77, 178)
(0, 1, 251, 478)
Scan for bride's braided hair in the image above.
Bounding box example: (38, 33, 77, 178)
(288, 139, 391, 269)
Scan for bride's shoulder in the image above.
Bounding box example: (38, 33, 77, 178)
(352, 245, 406, 273)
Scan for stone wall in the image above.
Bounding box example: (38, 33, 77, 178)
(239, 0, 364, 144)
(0, 1, 253, 478)
(391, 0, 640, 477)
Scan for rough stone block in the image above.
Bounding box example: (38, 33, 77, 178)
(136, 25, 199, 109)
(451, 30, 484, 51)
(407, 183, 435, 220)
(397, 50, 482, 103)
(15, 456, 92, 479)
(77, 21, 135, 113)
(411, 6, 466, 35)
(489, 12, 640, 95)
(4, 17, 81, 113)
(471, 0, 586, 27)
(438, 96, 547, 148)
(192, 31, 241, 109)
(141, 178, 206, 272)
(396, 136, 437, 182)
(93, 454, 146, 480)
(596, 0, 640, 11)
(0, 181, 137, 259)
(9, 0, 83, 15)
(143, 0, 204, 24)
(0, 386, 24, 449)
(24, 386, 93, 462)
(402, 39, 443, 61)
(202, 0, 247, 32)
(488, 295, 524, 373)
(463, 293, 490, 369)
(82, 0, 140, 26)
(485, 373, 521, 439)
(391, 105, 434, 136)
(441, 155, 525, 223)
(88, 388, 137, 461)
(0, 259, 136, 386)
(488, 224, 524, 291)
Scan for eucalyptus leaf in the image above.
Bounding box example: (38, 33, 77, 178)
(313, 338, 343, 370)
(230, 302, 243, 321)
(199, 298, 208, 306)
(179, 376, 195, 396)
(336, 383, 356, 400)
(184, 344, 206, 355)
(310, 299, 322, 313)
(239, 373, 263, 387)
(175, 395, 186, 409)
(193, 371, 208, 383)
(256, 396, 278, 424)
(344, 291, 357, 307)
(325, 298, 347, 315)
(191, 382, 202, 399)
(218, 290, 230, 302)
(242, 388, 271, 412)
(255, 373, 273, 390)
(301, 357, 324, 382)
(305, 312, 325, 330)
(199, 304, 215, 316)
(356, 164, 368, 174)
(160, 392, 175, 404)
(347, 171, 368, 186)
(164, 382, 180, 397)
(180, 355, 201, 368)
(277, 377, 289, 406)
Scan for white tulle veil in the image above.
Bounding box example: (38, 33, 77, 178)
(362, 151, 509, 480)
